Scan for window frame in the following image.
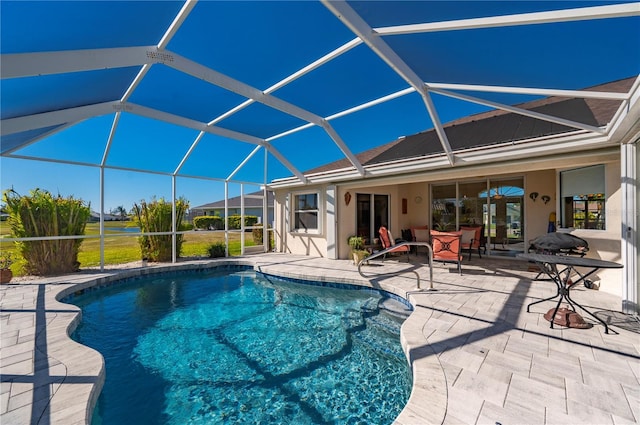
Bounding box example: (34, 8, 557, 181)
(290, 190, 321, 234)
(559, 164, 607, 231)
(355, 193, 390, 243)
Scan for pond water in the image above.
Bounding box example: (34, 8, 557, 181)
(104, 226, 140, 233)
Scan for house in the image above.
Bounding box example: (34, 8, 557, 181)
(191, 190, 275, 226)
(88, 211, 127, 222)
(269, 76, 640, 308)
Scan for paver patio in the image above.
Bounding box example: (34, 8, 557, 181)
(1, 253, 638, 424)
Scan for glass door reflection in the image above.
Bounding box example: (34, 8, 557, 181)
(488, 178, 524, 256)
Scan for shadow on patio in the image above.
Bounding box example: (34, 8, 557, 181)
(1, 254, 638, 425)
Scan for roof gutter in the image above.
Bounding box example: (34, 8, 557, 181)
(269, 129, 615, 188)
(607, 75, 640, 144)
(272, 145, 620, 191)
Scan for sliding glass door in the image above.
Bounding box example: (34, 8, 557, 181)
(356, 193, 389, 243)
(459, 181, 487, 227)
(431, 184, 456, 231)
(431, 177, 524, 257)
(488, 178, 524, 253)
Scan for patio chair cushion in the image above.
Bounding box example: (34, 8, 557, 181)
(430, 230, 463, 261)
(378, 226, 410, 255)
(410, 225, 429, 241)
(459, 226, 482, 249)
(430, 230, 463, 274)
(460, 229, 476, 246)
(413, 229, 430, 242)
(459, 226, 483, 259)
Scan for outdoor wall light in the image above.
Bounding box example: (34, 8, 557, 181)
(541, 195, 551, 204)
(529, 192, 539, 202)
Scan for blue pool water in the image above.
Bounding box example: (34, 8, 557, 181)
(70, 268, 412, 424)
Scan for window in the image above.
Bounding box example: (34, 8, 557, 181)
(293, 192, 319, 232)
(560, 165, 606, 230)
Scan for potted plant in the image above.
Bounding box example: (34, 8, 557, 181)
(0, 252, 14, 284)
(348, 236, 369, 265)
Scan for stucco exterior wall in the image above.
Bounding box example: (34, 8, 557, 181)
(272, 156, 624, 297)
(525, 170, 557, 243)
(400, 182, 430, 230)
(273, 186, 328, 257)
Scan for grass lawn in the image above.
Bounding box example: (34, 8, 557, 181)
(0, 221, 259, 276)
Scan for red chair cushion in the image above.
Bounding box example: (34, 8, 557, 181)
(459, 226, 482, 249)
(430, 230, 462, 261)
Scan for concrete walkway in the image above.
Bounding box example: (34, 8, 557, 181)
(1, 254, 638, 424)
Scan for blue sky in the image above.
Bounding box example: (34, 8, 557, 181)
(1, 1, 639, 213)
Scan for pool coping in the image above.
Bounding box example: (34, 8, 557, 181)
(8, 254, 637, 425)
(2, 256, 443, 425)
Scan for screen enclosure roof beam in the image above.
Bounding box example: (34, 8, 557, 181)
(165, 50, 364, 176)
(375, 3, 640, 35)
(323, 0, 455, 166)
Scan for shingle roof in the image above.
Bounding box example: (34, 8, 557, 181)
(307, 77, 634, 173)
(303, 138, 405, 175)
(191, 190, 274, 210)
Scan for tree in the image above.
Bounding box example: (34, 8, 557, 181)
(111, 205, 128, 220)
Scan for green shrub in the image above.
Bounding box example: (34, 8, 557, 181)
(3, 188, 90, 275)
(133, 197, 189, 262)
(227, 215, 258, 230)
(252, 226, 273, 250)
(207, 242, 226, 258)
(193, 215, 223, 230)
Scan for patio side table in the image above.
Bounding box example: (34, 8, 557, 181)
(518, 253, 623, 334)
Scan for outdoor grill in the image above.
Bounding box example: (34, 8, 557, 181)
(528, 232, 592, 286)
(529, 232, 589, 257)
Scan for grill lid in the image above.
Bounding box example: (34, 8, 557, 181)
(531, 232, 589, 253)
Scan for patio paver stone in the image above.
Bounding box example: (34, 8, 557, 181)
(1, 254, 638, 424)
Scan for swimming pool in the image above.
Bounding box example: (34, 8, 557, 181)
(69, 267, 412, 424)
